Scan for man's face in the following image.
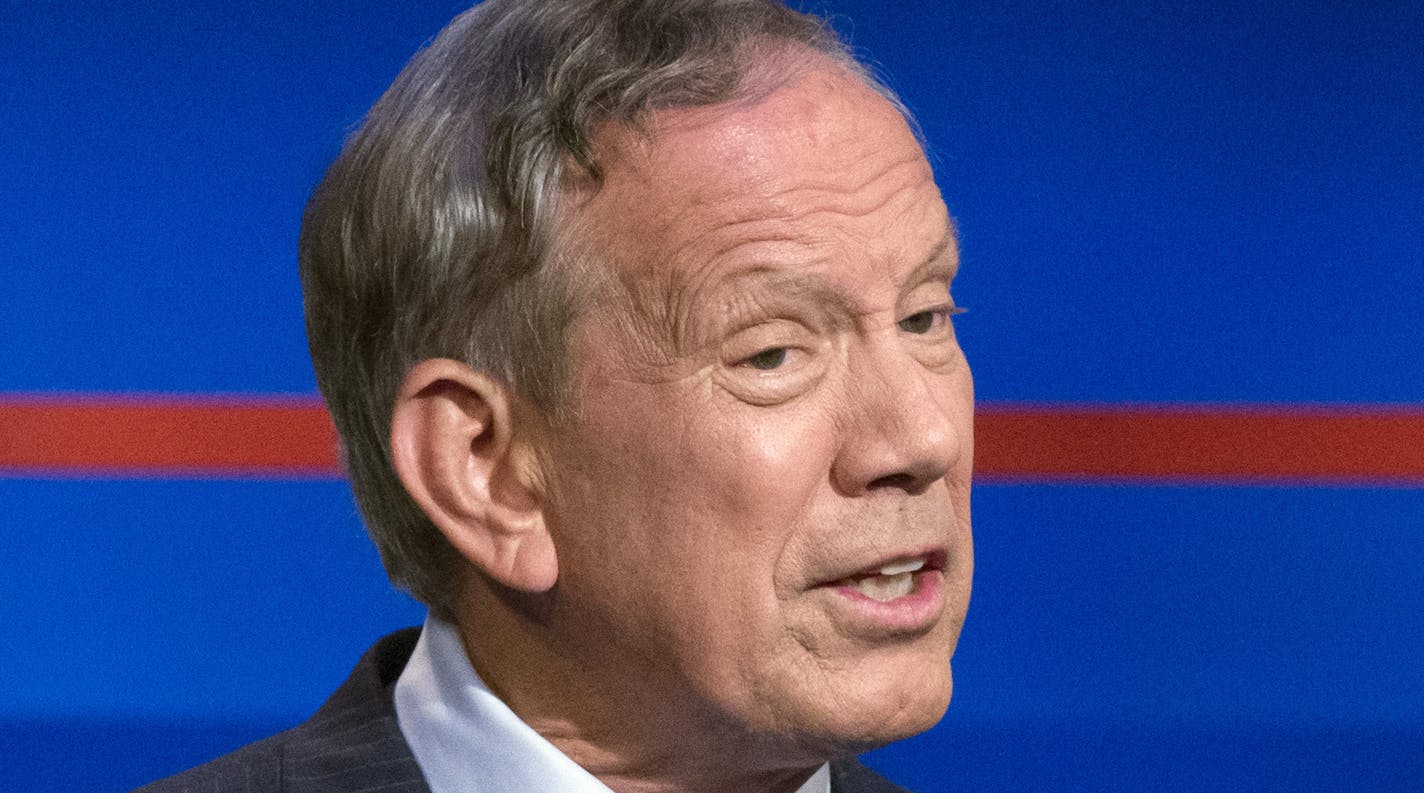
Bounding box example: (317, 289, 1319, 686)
(537, 65, 973, 759)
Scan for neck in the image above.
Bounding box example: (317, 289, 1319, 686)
(451, 585, 828, 793)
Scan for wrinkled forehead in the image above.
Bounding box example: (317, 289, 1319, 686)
(569, 64, 946, 298)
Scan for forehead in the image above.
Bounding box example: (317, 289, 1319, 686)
(572, 64, 952, 318)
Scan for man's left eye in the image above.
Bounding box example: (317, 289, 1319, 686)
(897, 306, 964, 335)
(898, 311, 936, 334)
(896, 310, 937, 334)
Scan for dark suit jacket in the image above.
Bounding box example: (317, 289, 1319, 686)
(135, 628, 911, 793)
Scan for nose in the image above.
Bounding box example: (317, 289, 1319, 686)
(829, 344, 969, 497)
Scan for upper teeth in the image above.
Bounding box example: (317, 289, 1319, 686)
(877, 558, 926, 576)
(844, 558, 928, 602)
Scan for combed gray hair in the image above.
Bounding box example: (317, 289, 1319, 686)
(299, 0, 909, 614)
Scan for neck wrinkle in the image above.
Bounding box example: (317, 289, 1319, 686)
(452, 589, 830, 793)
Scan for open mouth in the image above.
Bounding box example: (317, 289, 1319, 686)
(829, 554, 941, 603)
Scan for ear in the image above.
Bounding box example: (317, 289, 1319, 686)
(390, 358, 557, 593)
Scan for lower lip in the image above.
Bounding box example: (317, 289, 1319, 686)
(823, 569, 946, 638)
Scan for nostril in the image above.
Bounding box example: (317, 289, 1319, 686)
(866, 472, 920, 492)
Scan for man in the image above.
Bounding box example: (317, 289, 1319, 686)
(140, 1, 972, 791)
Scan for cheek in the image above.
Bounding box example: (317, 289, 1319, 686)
(951, 364, 975, 487)
(698, 396, 848, 560)
(551, 385, 836, 601)
(718, 407, 837, 509)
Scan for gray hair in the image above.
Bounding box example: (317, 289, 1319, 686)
(299, 0, 909, 614)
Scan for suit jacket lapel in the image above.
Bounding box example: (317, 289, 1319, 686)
(281, 628, 430, 793)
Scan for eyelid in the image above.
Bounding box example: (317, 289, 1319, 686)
(716, 321, 827, 405)
(903, 304, 966, 321)
(723, 318, 798, 347)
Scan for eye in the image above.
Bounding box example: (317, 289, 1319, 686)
(742, 347, 789, 371)
(716, 321, 827, 406)
(898, 310, 938, 334)
(898, 306, 964, 335)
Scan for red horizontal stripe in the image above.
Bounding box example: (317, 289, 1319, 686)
(975, 403, 1424, 485)
(1, 396, 1422, 483)
(0, 395, 340, 477)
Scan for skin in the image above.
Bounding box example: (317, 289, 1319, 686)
(401, 60, 974, 793)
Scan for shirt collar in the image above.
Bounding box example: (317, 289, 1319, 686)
(394, 614, 830, 793)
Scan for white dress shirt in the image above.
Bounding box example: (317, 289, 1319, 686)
(394, 614, 831, 793)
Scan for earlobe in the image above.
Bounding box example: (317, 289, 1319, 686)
(390, 358, 559, 593)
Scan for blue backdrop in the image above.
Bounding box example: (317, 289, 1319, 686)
(2, 1, 1421, 790)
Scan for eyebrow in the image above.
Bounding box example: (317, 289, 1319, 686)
(726, 220, 960, 293)
(904, 223, 960, 286)
(697, 223, 961, 331)
(703, 269, 854, 333)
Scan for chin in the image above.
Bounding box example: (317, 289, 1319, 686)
(778, 658, 955, 759)
(850, 669, 952, 748)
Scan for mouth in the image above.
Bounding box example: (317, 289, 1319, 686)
(820, 550, 947, 603)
